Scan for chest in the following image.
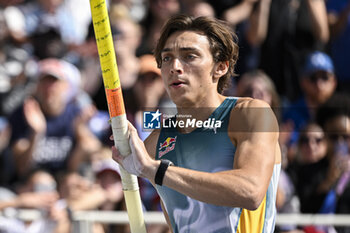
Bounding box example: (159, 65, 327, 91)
(157, 130, 235, 172)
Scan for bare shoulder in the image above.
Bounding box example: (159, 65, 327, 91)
(144, 129, 161, 159)
(228, 98, 279, 142)
(233, 97, 274, 113)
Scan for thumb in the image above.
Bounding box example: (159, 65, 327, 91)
(128, 121, 141, 147)
(127, 121, 138, 135)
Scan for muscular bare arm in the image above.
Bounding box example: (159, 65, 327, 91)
(159, 99, 280, 209)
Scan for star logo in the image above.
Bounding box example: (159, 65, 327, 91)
(151, 109, 162, 122)
(143, 109, 162, 129)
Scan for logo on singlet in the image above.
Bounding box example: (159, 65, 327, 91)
(159, 136, 177, 158)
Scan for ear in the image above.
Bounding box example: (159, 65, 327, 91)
(213, 61, 229, 80)
(331, 74, 337, 89)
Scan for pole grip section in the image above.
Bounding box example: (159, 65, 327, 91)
(111, 115, 131, 157)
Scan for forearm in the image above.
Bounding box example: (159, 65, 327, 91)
(317, 164, 341, 193)
(223, 2, 255, 27)
(329, 4, 350, 39)
(68, 188, 107, 211)
(149, 165, 265, 210)
(53, 218, 71, 233)
(67, 144, 86, 171)
(246, 0, 271, 46)
(306, 0, 329, 43)
(12, 132, 43, 176)
(0, 198, 20, 210)
(68, 123, 101, 171)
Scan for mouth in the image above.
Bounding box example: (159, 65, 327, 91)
(170, 80, 186, 88)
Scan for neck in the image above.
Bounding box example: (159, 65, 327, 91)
(175, 94, 225, 133)
(305, 96, 321, 120)
(305, 96, 319, 108)
(177, 92, 223, 111)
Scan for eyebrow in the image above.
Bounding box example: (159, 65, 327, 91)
(161, 47, 199, 53)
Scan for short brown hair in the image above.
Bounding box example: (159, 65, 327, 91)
(154, 15, 239, 94)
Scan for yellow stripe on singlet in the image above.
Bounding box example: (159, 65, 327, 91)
(237, 195, 267, 233)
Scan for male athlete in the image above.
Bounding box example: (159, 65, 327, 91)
(112, 15, 281, 233)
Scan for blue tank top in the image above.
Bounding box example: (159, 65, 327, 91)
(155, 97, 281, 233)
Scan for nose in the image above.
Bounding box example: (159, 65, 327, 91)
(315, 79, 324, 89)
(170, 58, 183, 75)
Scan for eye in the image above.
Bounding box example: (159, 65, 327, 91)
(162, 56, 170, 63)
(184, 53, 197, 61)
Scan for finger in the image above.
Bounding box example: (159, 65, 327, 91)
(111, 146, 124, 164)
(127, 121, 138, 135)
(111, 145, 121, 157)
(127, 121, 142, 144)
(127, 121, 142, 150)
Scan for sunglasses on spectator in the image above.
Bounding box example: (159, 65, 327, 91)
(299, 136, 324, 145)
(308, 72, 331, 83)
(327, 134, 350, 142)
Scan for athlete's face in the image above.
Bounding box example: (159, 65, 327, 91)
(160, 31, 221, 106)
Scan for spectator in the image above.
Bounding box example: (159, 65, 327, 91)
(180, 0, 215, 18)
(327, 1, 350, 92)
(8, 58, 99, 179)
(0, 169, 70, 233)
(288, 123, 329, 214)
(221, 0, 258, 29)
(110, 13, 142, 89)
(74, 22, 101, 105)
(110, 0, 147, 23)
(206, 0, 245, 22)
(275, 168, 302, 233)
(57, 171, 106, 233)
(125, 54, 167, 141)
(0, 0, 24, 7)
(247, 0, 329, 101)
(0, 117, 11, 180)
(29, 27, 67, 60)
(10, 0, 83, 45)
(93, 158, 127, 233)
(235, 69, 280, 120)
(62, 0, 91, 43)
(0, 7, 35, 116)
(137, 0, 180, 55)
(282, 51, 337, 156)
(297, 124, 328, 164)
(0, 170, 58, 211)
(316, 94, 350, 232)
(316, 95, 350, 204)
(206, 0, 261, 77)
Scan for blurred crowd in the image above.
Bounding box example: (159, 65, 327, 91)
(0, 0, 349, 232)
